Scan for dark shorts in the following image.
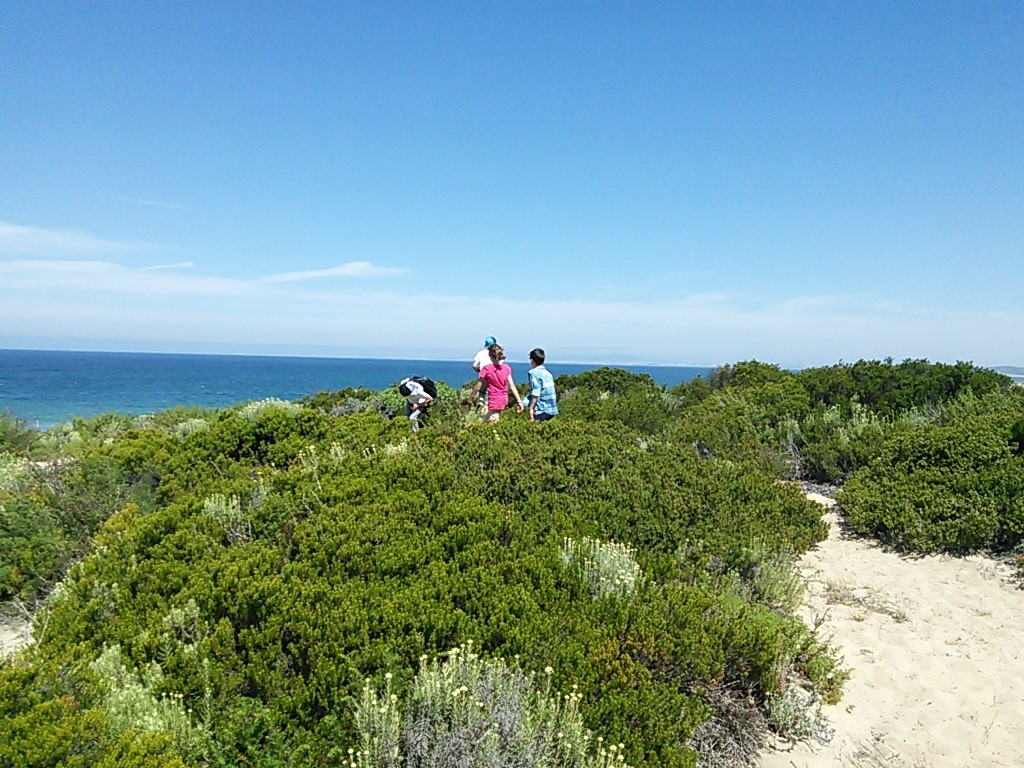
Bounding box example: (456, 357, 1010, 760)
(534, 412, 556, 422)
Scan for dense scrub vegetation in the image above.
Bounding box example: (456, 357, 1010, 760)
(1, 357, 1021, 768)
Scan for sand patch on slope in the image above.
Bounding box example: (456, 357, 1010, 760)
(760, 493, 1024, 768)
(0, 618, 32, 659)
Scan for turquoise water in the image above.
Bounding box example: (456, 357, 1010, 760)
(0, 349, 711, 429)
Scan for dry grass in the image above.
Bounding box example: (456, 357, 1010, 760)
(844, 731, 931, 767)
(824, 580, 909, 624)
(688, 685, 768, 768)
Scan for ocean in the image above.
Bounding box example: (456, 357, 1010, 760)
(0, 349, 712, 430)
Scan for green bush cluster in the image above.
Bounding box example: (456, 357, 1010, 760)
(799, 358, 1010, 416)
(1, 452, 153, 603)
(838, 390, 1024, 553)
(0, 411, 38, 455)
(4, 357, 1012, 767)
(556, 368, 677, 434)
(1, 379, 843, 768)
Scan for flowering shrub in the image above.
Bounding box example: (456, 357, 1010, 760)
(237, 397, 301, 421)
(561, 537, 643, 600)
(349, 644, 631, 768)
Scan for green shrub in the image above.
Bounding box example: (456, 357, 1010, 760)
(0, 452, 150, 603)
(555, 368, 675, 434)
(556, 368, 661, 396)
(797, 358, 1011, 418)
(781, 403, 899, 483)
(0, 411, 38, 454)
(839, 395, 1024, 553)
(707, 361, 793, 390)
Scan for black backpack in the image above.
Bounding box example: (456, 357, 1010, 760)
(399, 376, 437, 399)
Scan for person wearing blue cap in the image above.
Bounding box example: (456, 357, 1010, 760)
(473, 336, 497, 372)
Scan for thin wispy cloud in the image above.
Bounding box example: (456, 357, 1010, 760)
(0, 258, 247, 297)
(259, 261, 408, 283)
(119, 197, 183, 209)
(0, 221, 155, 256)
(139, 261, 195, 271)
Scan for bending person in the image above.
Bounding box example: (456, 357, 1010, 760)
(399, 376, 434, 432)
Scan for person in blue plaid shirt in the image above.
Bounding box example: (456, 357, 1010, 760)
(525, 348, 558, 422)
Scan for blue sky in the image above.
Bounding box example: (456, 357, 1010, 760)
(1, 2, 1021, 367)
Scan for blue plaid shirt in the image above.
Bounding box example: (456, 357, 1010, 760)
(528, 365, 558, 416)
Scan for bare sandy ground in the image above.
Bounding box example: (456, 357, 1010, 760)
(761, 494, 1024, 768)
(0, 618, 32, 659)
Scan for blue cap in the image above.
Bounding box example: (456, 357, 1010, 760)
(484, 336, 496, 346)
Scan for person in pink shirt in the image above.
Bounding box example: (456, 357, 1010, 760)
(467, 343, 524, 423)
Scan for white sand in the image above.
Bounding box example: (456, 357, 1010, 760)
(760, 494, 1024, 768)
(0, 619, 32, 659)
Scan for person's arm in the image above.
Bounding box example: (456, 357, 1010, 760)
(467, 380, 482, 404)
(526, 371, 539, 420)
(508, 378, 524, 414)
(408, 382, 430, 412)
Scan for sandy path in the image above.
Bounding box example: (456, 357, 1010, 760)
(760, 494, 1024, 768)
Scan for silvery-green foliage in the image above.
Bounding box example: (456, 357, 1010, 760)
(90, 645, 205, 756)
(161, 598, 206, 647)
(174, 418, 210, 437)
(361, 440, 411, 462)
(764, 685, 833, 745)
(382, 440, 410, 457)
(203, 493, 250, 544)
(237, 397, 300, 421)
(298, 445, 320, 473)
(329, 442, 348, 466)
(561, 537, 643, 600)
(348, 643, 631, 768)
(329, 397, 376, 417)
(250, 476, 270, 510)
(0, 452, 32, 495)
(744, 538, 804, 614)
(688, 684, 767, 768)
(33, 425, 83, 455)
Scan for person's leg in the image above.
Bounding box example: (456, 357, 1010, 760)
(406, 402, 421, 431)
(484, 409, 501, 423)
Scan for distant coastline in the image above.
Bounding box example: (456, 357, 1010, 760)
(993, 365, 1024, 383)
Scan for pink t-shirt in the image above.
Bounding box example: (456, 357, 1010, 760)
(479, 363, 512, 410)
